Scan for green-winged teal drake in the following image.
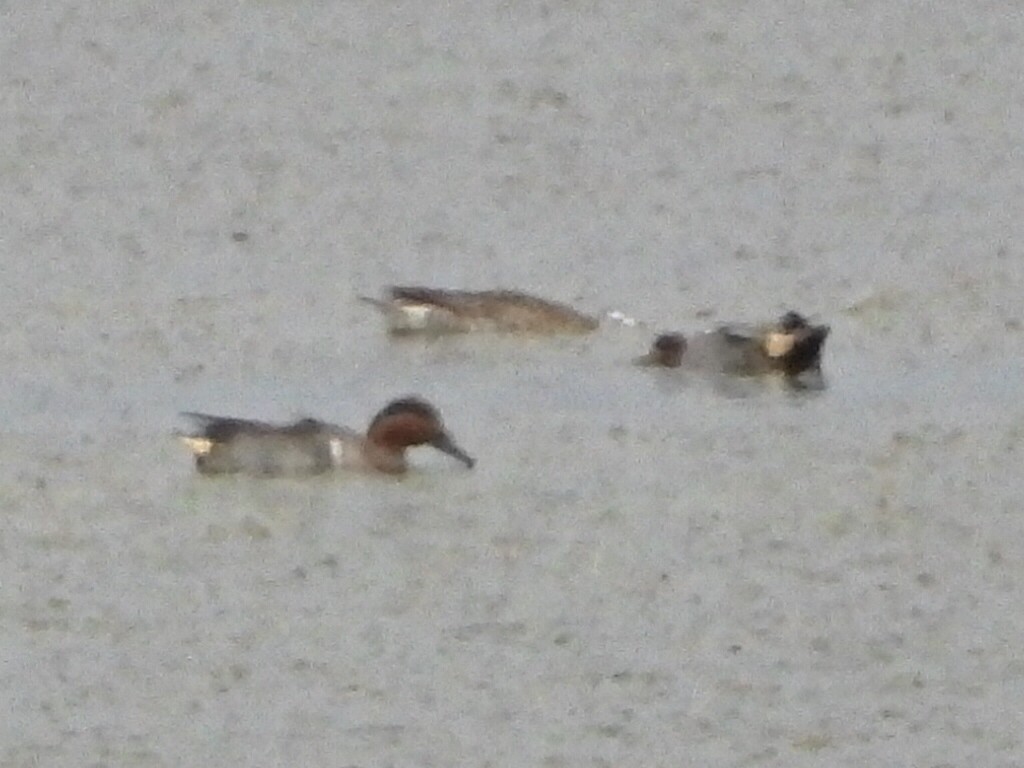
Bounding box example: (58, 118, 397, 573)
(179, 397, 475, 476)
(361, 287, 599, 335)
(635, 311, 829, 376)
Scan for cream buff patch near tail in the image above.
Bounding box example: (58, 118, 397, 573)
(179, 435, 215, 456)
(764, 331, 797, 359)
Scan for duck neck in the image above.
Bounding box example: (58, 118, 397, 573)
(364, 441, 409, 474)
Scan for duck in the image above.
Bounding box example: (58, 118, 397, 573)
(635, 311, 829, 376)
(361, 286, 599, 335)
(178, 397, 475, 476)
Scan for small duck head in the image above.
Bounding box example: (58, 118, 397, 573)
(763, 311, 830, 375)
(367, 397, 475, 468)
(634, 333, 687, 368)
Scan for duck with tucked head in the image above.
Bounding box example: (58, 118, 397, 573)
(361, 286, 599, 335)
(635, 311, 829, 377)
(178, 397, 475, 476)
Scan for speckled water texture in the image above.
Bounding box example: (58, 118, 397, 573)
(3, 1, 1024, 766)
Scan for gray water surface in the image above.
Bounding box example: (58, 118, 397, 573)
(3, 2, 1024, 766)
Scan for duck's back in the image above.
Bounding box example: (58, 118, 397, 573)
(186, 416, 356, 476)
(681, 327, 768, 375)
(387, 287, 598, 334)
